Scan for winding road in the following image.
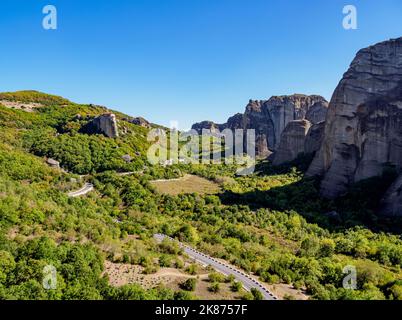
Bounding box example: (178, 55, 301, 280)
(68, 183, 94, 197)
(154, 234, 277, 300)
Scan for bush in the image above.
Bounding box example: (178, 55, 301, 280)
(208, 282, 220, 293)
(231, 281, 242, 292)
(225, 274, 236, 283)
(251, 288, 263, 300)
(174, 290, 195, 300)
(159, 255, 172, 267)
(185, 264, 198, 275)
(241, 292, 254, 300)
(174, 259, 184, 269)
(180, 278, 197, 292)
(208, 272, 225, 283)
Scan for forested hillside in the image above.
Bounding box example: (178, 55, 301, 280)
(1, 91, 402, 300)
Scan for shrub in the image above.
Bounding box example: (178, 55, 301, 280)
(208, 282, 220, 293)
(231, 281, 242, 292)
(185, 264, 198, 275)
(251, 288, 263, 300)
(180, 278, 197, 292)
(208, 272, 225, 283)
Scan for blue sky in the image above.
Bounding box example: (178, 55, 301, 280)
(0, 0, 401, 129)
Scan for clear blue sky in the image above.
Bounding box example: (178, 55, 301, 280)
(0, 0, 401, 129)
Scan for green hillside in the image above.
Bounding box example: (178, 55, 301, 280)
(1, 91, 402, 300)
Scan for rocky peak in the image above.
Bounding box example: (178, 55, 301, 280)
(226, 113, 244, 130)
(191, 120, 225, 134)
(245, 100, 264, 112)
(191, 94, 328, 157)
(307, 37, 402, 201)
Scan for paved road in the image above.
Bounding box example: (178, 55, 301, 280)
(68, 183, 94, 197)
(154, 234, 277, 300)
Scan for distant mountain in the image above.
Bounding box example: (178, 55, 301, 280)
(192, 94, 328, 157)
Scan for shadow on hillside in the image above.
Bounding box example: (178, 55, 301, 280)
(219, 172, 402, 234)
(253, 153, 315, 177)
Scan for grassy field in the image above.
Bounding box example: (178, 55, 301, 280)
(150, 174, 221, 196)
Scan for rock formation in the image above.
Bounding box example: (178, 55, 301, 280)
(191, 120, 225, 134)
(272, 119, 312, 165)
(46, 158, 60, 168)
(122, 154, 132, 163)
(82, 113, 119, 138)
(131, 117, 151, 128)
(192, 94, 328, 157)
(271, 119, 326, 166)
(307, 37, 402, 200)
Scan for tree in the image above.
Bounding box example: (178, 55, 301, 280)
(180, 278, 196, 292)
(159, 255, 172, 267)
(174, 290, 194, 300)
(208, 272, 225, 283)
(185, 264, 198, 275)
(0, 251, 16, 284)
(319, 239, 336, 258)
(225, 274, 236, 283)
(389, 283, 402, 300)
(208, 282, 220, 293)
(231, 281, 242, 292)
(251, 288, 263, 300)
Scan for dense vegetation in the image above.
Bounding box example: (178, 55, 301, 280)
(1, 91, 402, 300)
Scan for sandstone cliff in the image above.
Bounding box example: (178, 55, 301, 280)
(192, 94, 328, 157)
(82, 113, 119, 138)
(272, 119, 312, 165)
(307, 38, 402, 203)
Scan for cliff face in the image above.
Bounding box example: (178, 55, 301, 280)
(263, 95, 328, 150)
(272, 119, 312, 165)
(83, 113, 119, 138)
(192, 94, 328, 157)
(307, 37, 402, 201)
(191, 120, 225, 134)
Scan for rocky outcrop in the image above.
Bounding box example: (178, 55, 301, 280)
(82, 113, 119, 138)
(192, 94, 328, 157)
(46, 158, 60, 168)
(271, 119, 326, 166)
(131, 117, 151, 128)
(191, 120, 225, 134)
(226, 113, 244, 129)
(122, 154, 132, 163)
(307, 37, 402, 199)
(272, 120, 312, 165)
(380, 174, 402, 217)
(262, 95, 328, 150)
